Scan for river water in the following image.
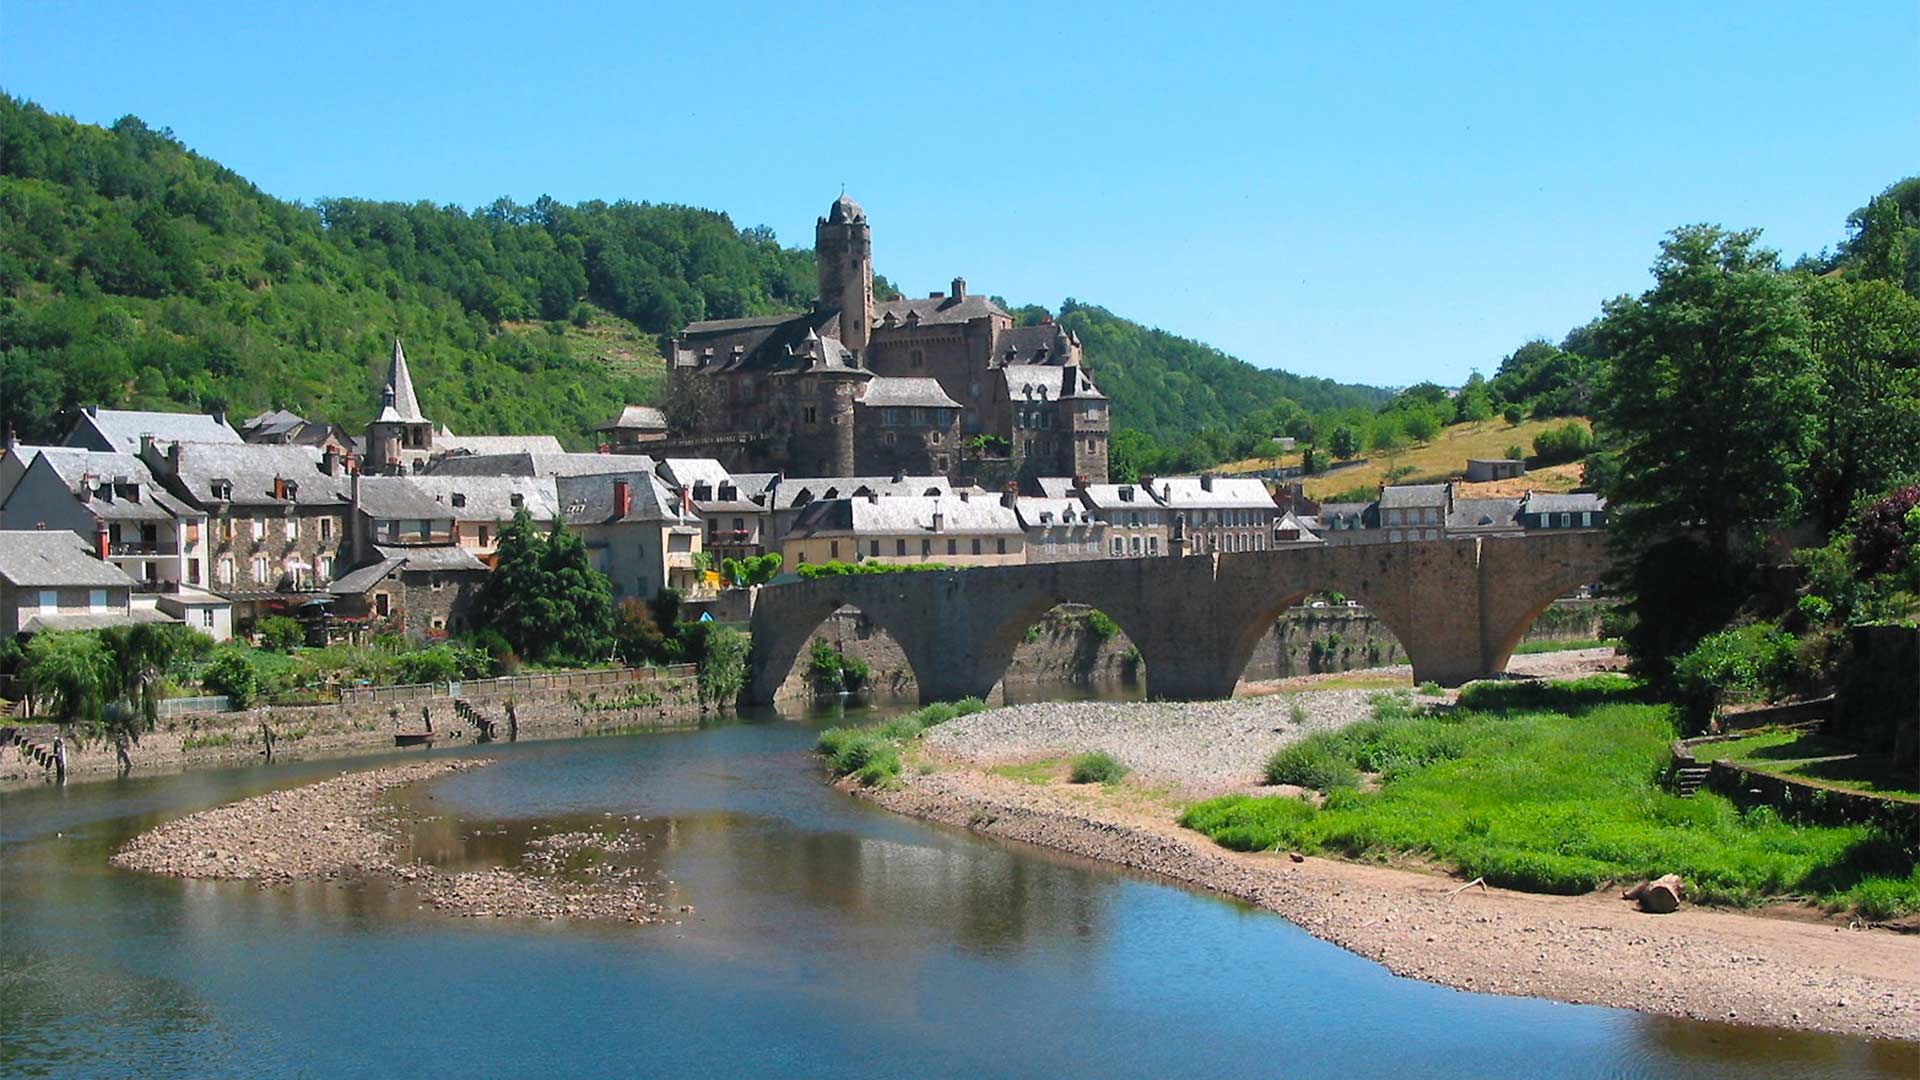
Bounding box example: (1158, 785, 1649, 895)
(2, 698, 1913, 1079)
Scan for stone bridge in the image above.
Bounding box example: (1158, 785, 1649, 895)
(746, 531, 1612, 704)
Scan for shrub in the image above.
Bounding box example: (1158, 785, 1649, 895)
(256, 616, 304, 653)
(1084, 609, 1119, 642)
(1502, 405, 1524, 426)
(201, 649, 262, 708)
(1505, 444, 1525, 461)
(1068, 751, 1128, 784)
(697, 627, 748, 708)
(808, 637, 847, 692)
(394, 646, 462, 686)
(1852, 483, 1920, 578)
(1264, 741, 1358, 791)
(1530, 421, 1594, 465)
(1671, 621, 1798, 723)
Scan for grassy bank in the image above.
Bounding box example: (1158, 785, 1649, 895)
(1702, 729, 1920, 800)
(816, 699, 988, 787)
(1511, 637, 1616, 655)
(1180, 676, 1920, 918)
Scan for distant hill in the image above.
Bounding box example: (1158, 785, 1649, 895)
(0, 95, 1383, 452)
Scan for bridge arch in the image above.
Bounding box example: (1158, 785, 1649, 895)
(1476, 532, 1613, 677)
(747, 580, 944, 703)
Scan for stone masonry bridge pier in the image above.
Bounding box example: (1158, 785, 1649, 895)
(746, 532, 1612, 704)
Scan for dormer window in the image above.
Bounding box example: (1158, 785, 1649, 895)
(283, 480, 298, 500)
(452, 492, 467, 508)
(210, 479, 233, 501)
(509, 493, 524, 508)
(693, 482, 713, 501)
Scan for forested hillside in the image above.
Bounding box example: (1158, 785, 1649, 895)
(0, 95, 1380, 454)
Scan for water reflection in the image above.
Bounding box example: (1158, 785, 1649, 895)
(1, 697, 1914, 1079)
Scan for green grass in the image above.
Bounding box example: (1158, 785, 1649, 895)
(180, 732, 235, 751)
(816, 697, 988, 787)
(1700, 730, 1920, 800)
(1512, 637, 1617, 655)
(1182, 677, 1919, 917)
(1068, 752, 1129, 784)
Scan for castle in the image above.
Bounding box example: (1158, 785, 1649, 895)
(657, 194, 1111, 484)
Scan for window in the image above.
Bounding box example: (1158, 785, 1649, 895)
(375, 593, 391, 617)
(251, 518, 265, 542)
(1580, 512, 1593, 527)
(869, 540, 880, 557)
(1130, 536, 1142, 556)
(89, 589, 108, 612)
(431, 617, 446, 632)
(1129, 512, 1141, 528)
(187, 559, 201, 585)
(321, 517, 332, 541)
(1388, 530, 1403, 543)
(885, 408, 899, 426)
(910, 349, 923, 368)
(200, 608, 215, 629)
(318, 555, 333, 581)
(479, 525, 490, 546)
(38, 590, 57, 614)
(1148, 536, 1160, 555)
(219, 557, 234, 586)
(290, 516, 301, 541)
(431, 575, 444, 592)
(803, 406, 818, 424)
(252, 556, 270, 583)
(921, 539, 932, 556)
(885, 432, 896, 446)
(1111, 537, 1124, 556)
(947, 539, 958, 555)
(830, 540, 840, 559)
(418, 520, 431, 540)
(995, 538, 1007, 555)
(971, 539, 982, 555)
(895, 539, 907, 556)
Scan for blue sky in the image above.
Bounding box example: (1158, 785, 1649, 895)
(4, 1, 1915, 388)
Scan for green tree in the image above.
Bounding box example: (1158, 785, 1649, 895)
(697, 626, 748, 708)
(1455, 374, 1494, 422)
(473, 508, 549, 659)
(17, 631, 113, 736)
(1328, 425, 1360, 460)
(540, 518, 616, 664)
(1803, 276, 1920, 528)
(1596, 225, 1819, 559)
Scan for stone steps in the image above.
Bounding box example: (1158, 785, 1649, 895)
(1672, 764, 1711, 798)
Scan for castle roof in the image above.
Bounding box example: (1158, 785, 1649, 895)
(825, 193, 866, 225)
(673, 307, 865, 376)
(425, 451, 656, 479)
(875, 293, 1008, 329)
(1001, 364, 1106, 402)
(992, 323, 1077, 366)
(376, 339, 427, 424)
(858, 377, 960, 409)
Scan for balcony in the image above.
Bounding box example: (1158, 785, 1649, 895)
(110, 541, 169, 557)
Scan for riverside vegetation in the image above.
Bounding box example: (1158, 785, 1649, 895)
(816, 698, 990, 787)
(1180, 676, 1920, 919)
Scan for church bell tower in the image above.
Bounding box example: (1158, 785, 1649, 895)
(815, 193, 873, 354)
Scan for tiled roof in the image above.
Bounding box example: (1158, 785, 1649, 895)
(373, 544, 489, 572)
(774, 475, 955, 507)
(1522, 492, 1608, 515)
(991, 324, 1075, 366)
(1079, 483, 1161, 510)
(425, 451, 655, 479)
(0, 530, 136, 587)
(1447, 497, 1523, 532)
(858, 377, 960, 409)
(377, 340, 427, 424)
(1014, 497, 1102, 529)
(557, 471, 694, 526)
(673, 309, 867, 377)
(69, 409, 242, 454)
(785, 494, 1022, 539)
(23, 609, 173, 632)
(14, 447, 196, 521)
(597, 405, 668, 432)
(329, 557, 405, 595)
(437, 434, 567, 457)
(657, 458, 734, 491)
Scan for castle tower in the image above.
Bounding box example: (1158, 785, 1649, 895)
(815, 193, 873, 354)
(366, 338, 435, 474)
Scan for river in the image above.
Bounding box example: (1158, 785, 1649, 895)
(2, 695, 1913, 1079)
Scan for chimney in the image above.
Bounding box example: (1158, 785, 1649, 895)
(168, 441, 183, 475)
(1000, 485, 1016, 509)
(1201, 473, 1215, 492)
(77, 473, 94, 502)
(86, 404, 99, 418)
(322, 449, 340, 477)
(951, 277, 967, 301)
(1072, 474, 1089, 493)
(932, 510, 944, 532)
(958, 490, 971, 503)
(273, 476, 287, 501)
(351, 470, 362, 507)
(139, 433, 156, 458)
(613, 479, 632, 518)
(929, 290, 945, 300)
(95, 522, 110, 561)
(866, 491, 879, 504)
(680, 486, 692, 515)
(892, 470, 905, 484)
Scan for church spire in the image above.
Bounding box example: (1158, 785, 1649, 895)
(379, 338, 426, 423)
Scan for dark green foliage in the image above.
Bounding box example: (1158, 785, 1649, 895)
(1067, 751, 1129, 784)
(1851, 483, 1920, 578)
(1803, 279, 1920, 530)
(1084, 609, 1119, 642)
(1490, 339, 1604, 418)
(1263, 741, 1358, 790)
(806, 637, 868, 693)
(1529, 420, 1594, 465)
(471, 508, 615, 665)
(815, 697, 988, 787)
(1614, 537, 1749, 691)
(1671, 621, 1801, 723)
(794, 561, 957, 579)
(200, 647, 263, 708)
(16, 631, 114, 734)
(722, 552, 782, 587)
(697, 627, 747, 708)
(255, 615, 304, 653)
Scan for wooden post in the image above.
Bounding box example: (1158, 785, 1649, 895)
(52, 735, 66, 785)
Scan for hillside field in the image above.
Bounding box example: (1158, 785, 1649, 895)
(1222, 417, 1592, 500)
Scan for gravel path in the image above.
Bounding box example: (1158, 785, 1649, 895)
(922, 689, 1411, 793)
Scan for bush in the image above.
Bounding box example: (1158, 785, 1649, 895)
(1264, 741, 1358, 791)
(1852, 483, 1920, 579)
(1671, 621, 1798, 722)
(1530, 420, 1594, 465)
(697, 627, 747, 708)
(1084, 609, 1119, 642)
(1068, 751, 1128, 784)
(1502, 406, 1524, 426)
(1505, 444, 1525, 461)
(201, 648, 262, 708)
(256, 615, 304, 653)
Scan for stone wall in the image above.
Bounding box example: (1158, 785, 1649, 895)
(1, 668, 705, 787)
(784, 599, 1610, 701)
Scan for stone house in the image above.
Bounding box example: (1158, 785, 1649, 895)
(852, 377, 963, 477)
(1014, 496, 1108, 563)
(1147, 475, 1281, 555)
(348, 475, 559, 563)
(657, 458, 775, 567)
(1074, 481, 1169, 558)
(595, 405, 668, 453)
(1465, 458, 1526, 482)
(0, 530, 167, 636)
(1377, 483, 1450, 542)
(780, 492, 1025, 568)
(328, 545, 490, 636)
(558, 471, 705, 603)
(138, 440, 352, 627)
(0, 443, 205, 593)
(1520, 491, 1608, 530)
(1310, 501, 1377, 545)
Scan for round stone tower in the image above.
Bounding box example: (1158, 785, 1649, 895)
(815, 193, 873, 354)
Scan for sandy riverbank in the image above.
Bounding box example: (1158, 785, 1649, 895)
(111, 761, 679, 923)
(860, 685, 1920, 1042)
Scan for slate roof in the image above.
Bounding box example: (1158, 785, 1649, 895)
(785, 494, 1022, 539)
(1079, 483, 1161, 511)
(874, 294, 1009, 328)
(556, 471, 696, 527)
(67, 409, 242, 454)
(1312, 501, 1376, 529)
(373, 544, 489, 572)
(436, 434, 567, 457)
(1447, 497, 1524, 533)
(353, 476, 562, 522)
(1014, 497, 1102, 529)
(597, 405, 668, 432)
(991, 324, 1077, 366)
(242, 409, 308, 440)
(425, 451, 655, 479)
(16, 447, 196, 521)
(1272, 509, 1323, 543)
(1522, 492, 1608, 515)
(0, 530, 136, 587)
(674, 309, 867, 377)
(376, 340, 427, 424)
(160, 443, 352, 507)
(1001, 364, 1105, 402)
(329, 557, 405, 595)
(657, 458, 734, 491)
(858, 377, 960, 409)
(775, 475, 955, 507)
(1032, 477, 1079, 499)
(23, 609, 173, 632)
(1150, 476, 1277, 510)
(1378, 483, 1450, 511)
